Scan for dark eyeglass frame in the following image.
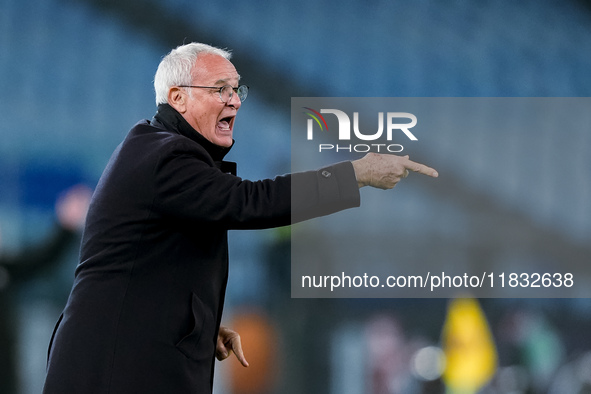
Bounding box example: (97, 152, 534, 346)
(178, 84, 249, 103)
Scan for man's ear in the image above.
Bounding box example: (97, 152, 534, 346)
(168, 87, 187, 113)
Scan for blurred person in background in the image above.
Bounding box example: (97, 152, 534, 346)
(0, 184, 91, 394)
(43, 42, 438, 394)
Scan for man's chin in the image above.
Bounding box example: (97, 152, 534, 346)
(214, 136, 234, 148)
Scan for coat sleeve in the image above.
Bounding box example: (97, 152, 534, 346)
(152, 143, 360, 229)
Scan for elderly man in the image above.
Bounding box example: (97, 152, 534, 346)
(43, 43, 437, 393)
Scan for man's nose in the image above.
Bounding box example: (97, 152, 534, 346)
(227, 91, 242, 109)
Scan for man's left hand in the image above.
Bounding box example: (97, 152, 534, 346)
(216, 326, 249, 367)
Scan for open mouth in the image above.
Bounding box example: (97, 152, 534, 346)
(217, 116, 234, 131)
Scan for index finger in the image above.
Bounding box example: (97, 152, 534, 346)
(405, 159, 439, 178)
(227, 337, 249, 367)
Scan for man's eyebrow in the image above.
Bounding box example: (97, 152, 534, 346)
(214, 74, 241, 86)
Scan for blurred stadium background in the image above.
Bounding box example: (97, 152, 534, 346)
(1, 0, 591, 393)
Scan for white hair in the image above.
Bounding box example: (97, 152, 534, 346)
(154, 43, 232, 105)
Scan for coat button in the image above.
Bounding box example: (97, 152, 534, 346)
(321, 170, 332, 178)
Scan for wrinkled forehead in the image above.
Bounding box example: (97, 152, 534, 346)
(191, 53, 241, 85)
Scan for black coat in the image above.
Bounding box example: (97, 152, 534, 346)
(43, 104, 360, 393)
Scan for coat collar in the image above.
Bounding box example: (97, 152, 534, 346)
(153, 104, 234, 162)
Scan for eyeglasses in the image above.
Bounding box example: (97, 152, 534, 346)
(178, 84, 249, 103)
